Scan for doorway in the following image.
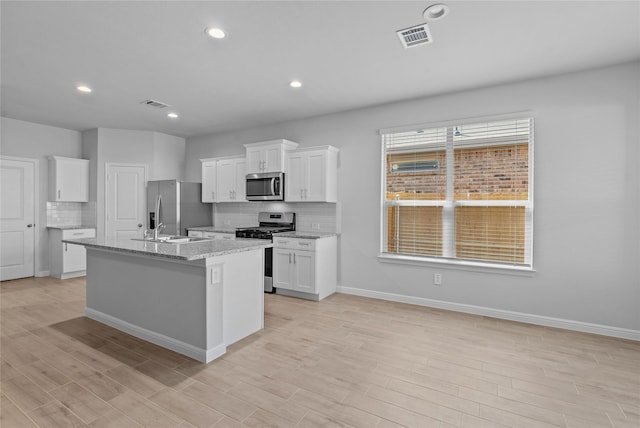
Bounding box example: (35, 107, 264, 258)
(105, 163, 147, 240)
(1, 156, 38, 280)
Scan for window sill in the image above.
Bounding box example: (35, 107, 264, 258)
(377, 253, 536, 276)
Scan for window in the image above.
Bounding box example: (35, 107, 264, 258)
(381, 117, 533, 269)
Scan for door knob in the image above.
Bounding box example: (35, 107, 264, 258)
(137, 224, 143, 227)
(26, 224, 34, 228)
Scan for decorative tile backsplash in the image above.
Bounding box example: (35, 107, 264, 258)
(213, 202, 341, 233)
(47, 202, 96, 227)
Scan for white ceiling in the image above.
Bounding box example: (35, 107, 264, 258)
(2, 1, 639, 139)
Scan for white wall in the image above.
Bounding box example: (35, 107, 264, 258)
(82, 128, 186, 240)
(151, 132, 186, 181)
(185, 62, 640, 333)
(1, 117, 83, 275)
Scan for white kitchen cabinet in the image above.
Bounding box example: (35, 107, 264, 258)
(201, 156, 247, 203)
(273, 235, 337, 300)
(244, 139, 298, 174)
(49, 228, 96, 279)
(285, 146, 338, 202)
(201, 159, 217, 202)
(48, 156, 90, 202)
(203, 232, 236, 240)
(216, 156, 247, 202)
(188, 230, 235, 239)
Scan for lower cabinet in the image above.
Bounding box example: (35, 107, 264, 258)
(203, 232, 235, 240)
(273, 235, 337, 300)
(188, 230, 236, 240)
(49, 228, 96, 279)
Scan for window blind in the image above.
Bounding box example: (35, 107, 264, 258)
(382, 117, 533, 268)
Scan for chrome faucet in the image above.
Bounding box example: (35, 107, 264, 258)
(153, 223, 165, 240)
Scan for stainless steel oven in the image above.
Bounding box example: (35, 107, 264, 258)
(245, 172, 284, 201)
(236, 212, 295, 292)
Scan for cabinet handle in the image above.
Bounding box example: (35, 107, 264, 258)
(65, 243, 68, 251)
(299, 242, 310, 246)
(26, 224, 34, 228)
(293, 253, 296, 264)
(212, 191, 215, 200)
(289, 253, 291, 264)
(58, 190, 61, 199)
(300, 189, 303, 199)
(304, 189, 308, 199)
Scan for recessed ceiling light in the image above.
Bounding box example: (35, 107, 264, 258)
(76, 85, 92, 93)
(289, 80, 303, 88)
(424, 3, 450, 20)
(205, 27, 226, 39)
(167, 112, 179, 119)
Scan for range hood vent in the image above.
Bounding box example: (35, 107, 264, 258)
(140, 99, 170, 109)
(396, 24, 433, 48)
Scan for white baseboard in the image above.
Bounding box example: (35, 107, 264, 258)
(36, 270, 50, 277)
(336, 286, 640, 341)
(85, 308, 226, 363)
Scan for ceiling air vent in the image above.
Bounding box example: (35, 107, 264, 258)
(140, 99, 170, 109)
(396, 23, 432, 48)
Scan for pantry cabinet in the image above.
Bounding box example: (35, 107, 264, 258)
(49, 228, 96, 279)
(285, 146, 338, 202)
(273, 235, 337, 300)
(244, 139, 298, 174)
(48, 156, 90, 202)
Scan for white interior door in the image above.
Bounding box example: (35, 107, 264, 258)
(106, 164, 146, 240)
(1, 158, 35, 280)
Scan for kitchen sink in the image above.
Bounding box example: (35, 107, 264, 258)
(131, 236, 214, 244)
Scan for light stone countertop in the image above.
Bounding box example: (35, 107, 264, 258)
(63, 237, 272, 261)
(274, 231, 338, 239)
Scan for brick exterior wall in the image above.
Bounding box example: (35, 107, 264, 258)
(386, 143, 528, 200)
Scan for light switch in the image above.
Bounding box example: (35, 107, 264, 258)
(209, 265, 222, 285)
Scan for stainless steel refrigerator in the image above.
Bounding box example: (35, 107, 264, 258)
(147, 180, 211, 236)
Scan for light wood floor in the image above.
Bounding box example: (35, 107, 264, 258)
(1, 276, 639, 428)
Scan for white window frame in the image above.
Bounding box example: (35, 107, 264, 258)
(378, 113, 535, 273)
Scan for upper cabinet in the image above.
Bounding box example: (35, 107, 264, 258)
(201, 159, 217, 202)
(217, 156, 247, 202)
(286, 146, 339, 203)
(244, 139, 298, 174)
(48, 156, 89, 202)
(201, 156, 247, 203)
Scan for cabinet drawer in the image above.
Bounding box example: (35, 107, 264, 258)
(62, 229, 95, 239)
(273, 237, 315, 251)
(203, 232, 236, 240)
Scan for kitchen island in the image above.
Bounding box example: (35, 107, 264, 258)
(64, 237, 272, 363)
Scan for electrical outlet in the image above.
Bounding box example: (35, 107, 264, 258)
(433, 273, 442, 285)
(311, 223, 320, 230)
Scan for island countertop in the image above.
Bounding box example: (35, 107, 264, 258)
(63, 237, 272, 261)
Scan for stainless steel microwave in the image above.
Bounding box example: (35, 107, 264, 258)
(246, 172, 284, 201)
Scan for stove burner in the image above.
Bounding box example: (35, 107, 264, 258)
(235, 212, 295, 240)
